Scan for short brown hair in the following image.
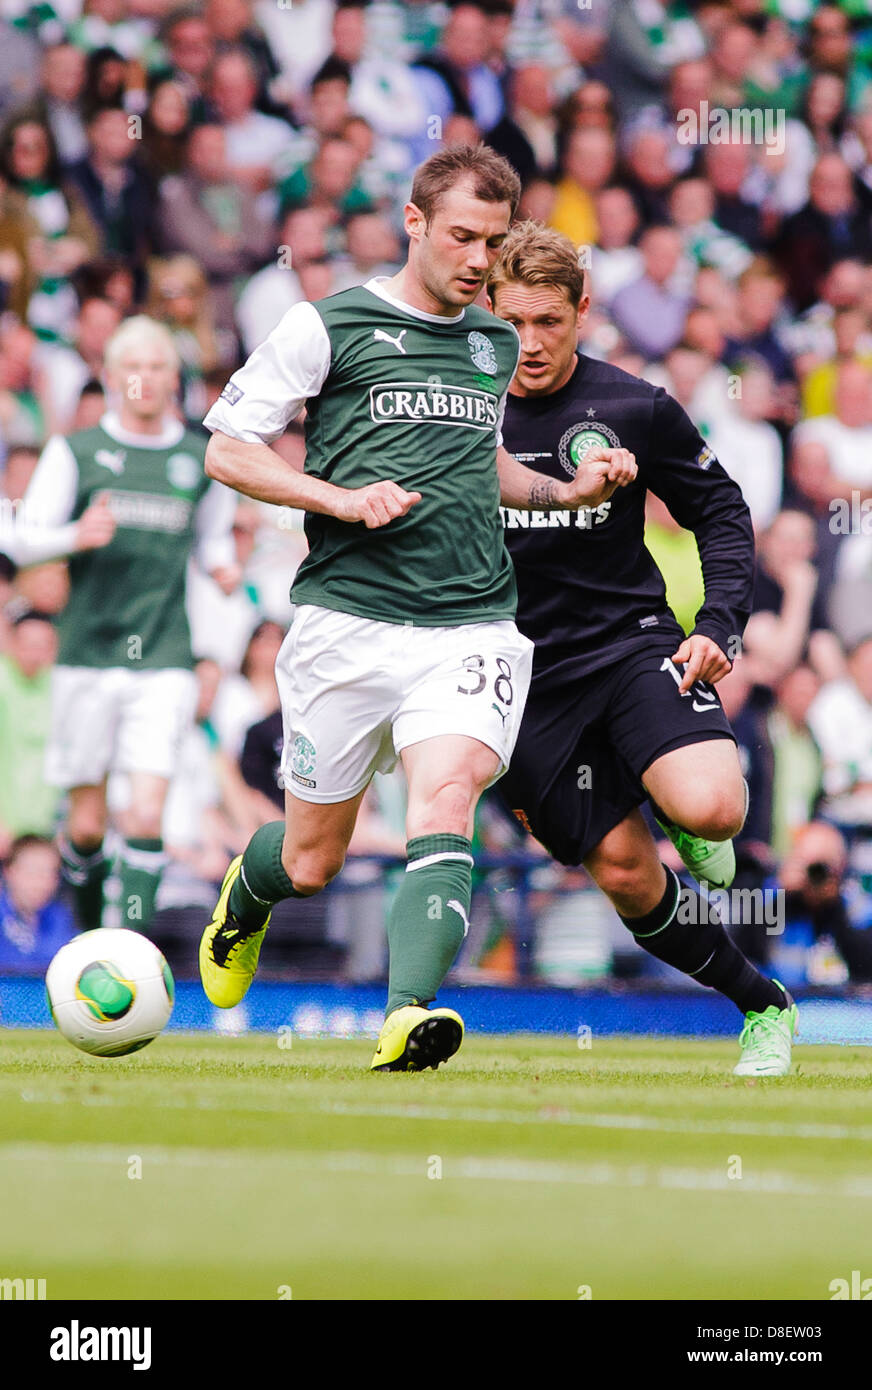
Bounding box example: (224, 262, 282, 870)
(487, 219, 586, 308)
(410, 143, 521, 225)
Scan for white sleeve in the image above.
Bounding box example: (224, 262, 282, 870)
(1, 435, 80, 566)
(193, 479, 238, 572)
(203, 300, 332, 446)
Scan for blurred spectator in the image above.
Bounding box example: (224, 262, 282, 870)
(0, 20, 41, 122)
(770, 72, 850, 219)
(204, 0, 283, 115)
(70, 377, 107, 430)
(154, 5, 216, 126)
(412, 3, 505, 136)
(548, 126, 616, 245)
(35, 42, 88, 167)
(146, 254, 219, 423)
(330, 210, 402, 292)
(0, 319, 47, 446)
(210, 618, 284, 761)
(140, 78, 193, 181)
(278, 134, 373, 233)
(793, 360, 872, 490)
(709, 19, 756, 112)
(0, 174, 37, 323)
(801, 305, 872, 419)
(0, 109, 100, 343)
(65, 104, 155, 289)
(601, 0, 705, 118)
(487, 64, 560, 187)
(67, 0, 154, 63)
(233, 205, 318, 352)
(341, 7, 430, 146)
(707, 362, 784, 532)
(208, 46, 292, 198)
(589, 184, 642, 306)
(156, 122, 275, 354)
(704, 141, 766, 252)
(0, 611, 58, 851)
(775, 154, 872, 312)
(71, 252, 136, 316)
(768, 665, 823, 858)
(186, 498, 273, 671)
(724, 258, 796, 414)
(33, 293, 122, 435)
(81, 46, 129, 122)
(669, 176, 753, 282)
(0, 835, 74, 972)
(621, 125, 677, 228)
(611, 224, 691, 360)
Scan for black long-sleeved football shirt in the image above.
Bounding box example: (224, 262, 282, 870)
(499, 353, 756, 685)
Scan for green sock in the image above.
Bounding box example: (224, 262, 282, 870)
(228, 820, 305, 928)
(385, 834, 473, 1016)
(59, 835, 109, 930)
(118, 837, 167, 929)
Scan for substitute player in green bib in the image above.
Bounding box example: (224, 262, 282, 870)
(10, 316, 237, 935)
(200, 145, 637, 1071)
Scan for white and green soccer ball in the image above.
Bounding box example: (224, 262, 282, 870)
(46, 927, 174, 1057)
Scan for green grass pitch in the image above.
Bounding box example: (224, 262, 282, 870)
(1, 1030, 870, 1300)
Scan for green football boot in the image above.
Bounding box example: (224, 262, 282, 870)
(734, 985, 798, 1077)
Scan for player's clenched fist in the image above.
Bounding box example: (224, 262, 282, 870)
(563, 446, 637, 508)
(336, 480, 422, 528)
(75, 496, 117, 551)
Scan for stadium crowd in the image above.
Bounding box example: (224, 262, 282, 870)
(2, 0, 872, 992)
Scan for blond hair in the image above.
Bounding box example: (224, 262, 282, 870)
(487, 219, 586, 308)
(104, 314, 180, 371)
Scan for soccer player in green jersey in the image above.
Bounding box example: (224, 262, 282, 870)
(9, 315, 237, 936)
(200, 144, 637, 1071)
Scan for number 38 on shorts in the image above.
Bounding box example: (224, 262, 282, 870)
(274, 606, 534, 804)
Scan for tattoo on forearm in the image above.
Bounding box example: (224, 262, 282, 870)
(528, 476, 559, 509)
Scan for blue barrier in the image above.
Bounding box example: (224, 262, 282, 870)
(3, 975, 872, 1042)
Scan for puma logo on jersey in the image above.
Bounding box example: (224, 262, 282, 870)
(95, 448, 126, 474)
(491, 702, 508, 726)
(447, 900, 470, 937)
(373, 328, 408, 354)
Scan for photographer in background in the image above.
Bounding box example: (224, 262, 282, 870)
(774, 821, 872, 986)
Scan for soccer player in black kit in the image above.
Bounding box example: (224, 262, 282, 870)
(487, 221, 797, 1075)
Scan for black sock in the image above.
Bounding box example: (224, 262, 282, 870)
(620, 867, 788, 1016)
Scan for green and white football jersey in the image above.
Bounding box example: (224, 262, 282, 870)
(204, 277, 522, 627)
(14, 412, 236, 671)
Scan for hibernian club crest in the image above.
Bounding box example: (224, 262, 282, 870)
(290, 734, 317, 787)
(467, 330, 498, 375)
(166, 451, 201, 491)
(558, 420, 621, 478)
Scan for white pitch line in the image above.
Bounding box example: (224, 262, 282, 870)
(7, 1083, 872, 1142)
(318, 1099, 872, 1143)
(1, 1141, 871, 1199)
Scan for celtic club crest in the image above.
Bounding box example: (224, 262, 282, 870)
(558, 420, 621, 478)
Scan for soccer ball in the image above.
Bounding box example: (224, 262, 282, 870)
(46, 927, 174, 1057)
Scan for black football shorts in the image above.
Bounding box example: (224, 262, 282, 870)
(496, 633, 736, 865)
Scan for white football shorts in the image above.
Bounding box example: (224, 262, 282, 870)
(276, 604, 534, 804)
(45, 665, 198, 788)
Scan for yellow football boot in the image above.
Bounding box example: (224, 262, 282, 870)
(370, 1004, 464, 1072)
(199, 856, 271, 1008)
